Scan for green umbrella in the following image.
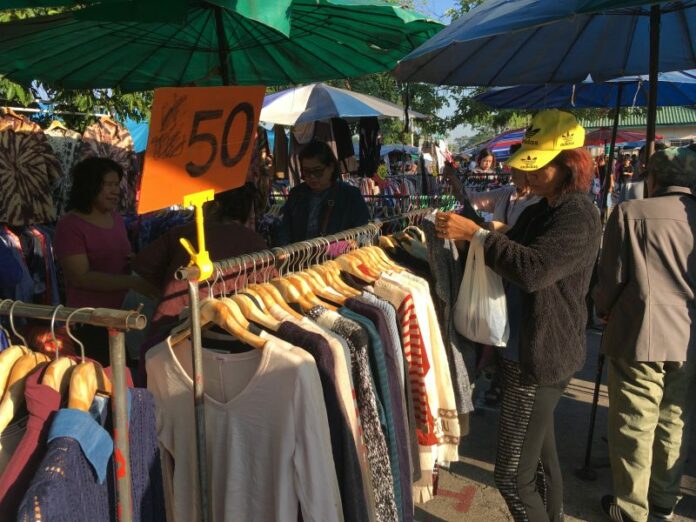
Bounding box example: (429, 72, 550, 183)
(1, 1, 294, 30)
(0, 1, 442, 90)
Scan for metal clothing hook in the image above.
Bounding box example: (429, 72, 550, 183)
(50, 304, 64, 359)
(9, 301, 28, 346)
(65, 307, 95, 362)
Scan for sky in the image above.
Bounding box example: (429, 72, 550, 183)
(409, 1, 476, 143)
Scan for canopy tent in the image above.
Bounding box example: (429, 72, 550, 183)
(260, 83, 428, 126)
(584, 128, 664, 147)
(0, 1, 442, 91)
(481, 128, 527, 161)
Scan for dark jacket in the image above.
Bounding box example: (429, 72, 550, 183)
(277, 182, 370, 245)
(482, 192, 601, 385)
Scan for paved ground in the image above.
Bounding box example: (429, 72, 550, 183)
(416, 330, 696, 521)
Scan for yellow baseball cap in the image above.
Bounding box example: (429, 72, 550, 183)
(507, 109, 585, 171)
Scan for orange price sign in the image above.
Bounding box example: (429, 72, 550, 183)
(138, 85, 265, 214)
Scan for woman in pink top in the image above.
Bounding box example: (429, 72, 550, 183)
(54, 157, 156, 364)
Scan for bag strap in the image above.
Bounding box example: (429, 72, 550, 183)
(319, 184, 339, 236)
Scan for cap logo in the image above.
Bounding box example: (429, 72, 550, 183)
(560, 130, 575, 146)
(525, 125, 541, 138)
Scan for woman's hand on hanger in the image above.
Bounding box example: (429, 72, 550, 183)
(435, 212, 482, 242)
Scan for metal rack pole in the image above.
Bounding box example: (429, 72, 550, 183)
(109, 329, 133, 522)
(187, 280, 210, 522)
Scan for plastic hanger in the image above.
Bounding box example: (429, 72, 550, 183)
(42, 305, 77, 396)
(66, 308, 113, 412)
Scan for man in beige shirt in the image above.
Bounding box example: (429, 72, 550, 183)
(593, 146, 696, 522)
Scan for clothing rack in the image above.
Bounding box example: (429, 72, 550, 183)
(0, 301, 146, 522)
(173, 208, 435, 521)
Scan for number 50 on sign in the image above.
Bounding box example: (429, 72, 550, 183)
(138, 86, 265, 214)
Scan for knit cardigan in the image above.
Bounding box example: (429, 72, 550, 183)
(482, 192, 601, 385)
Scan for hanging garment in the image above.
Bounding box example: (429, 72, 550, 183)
(373, 279, 440, 502)
(146, 338, 342, 522)
(45, 125, 82, 217)
(421, 217, 476, 416)
(266, 304, 377, 522)
(382, 271, 461, 459)
(309, 306, 398, 522)
(358, 117, 380, 178)
(78, 116, 139, 213)
(0, 109, 61, 225)
(17, 389, 165, 522)
(0, 416, 27, 477)
(342, 303, 414, 522)
(274, 321, 370, 522)
(358, 292, 422, 483)
(0, 367, 61, 519)
(331, 118, 355, 163)
(0, 231, 32, 302)
(272, 124, 289, 181)
(314, 120, 339, 160)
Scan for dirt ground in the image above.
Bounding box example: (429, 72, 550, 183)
(415, 330, 696, 521)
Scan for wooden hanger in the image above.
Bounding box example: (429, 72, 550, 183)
(0, 352, 50, 432)
(225, 295, 281, 331)
(42, 357, 77, 396)
(305, 267, 347, 305)
(62, 307, 113, 412)
(253, 283, 304, 320)
(200, 298, 266, 350)
(291, 272, 340, 310)
(271, 277, 316, 313)
(317, 262, 361, 297)
(0, 345, 31, 396)
(68, 361, 113, 411)
(336, 254, 377, 283)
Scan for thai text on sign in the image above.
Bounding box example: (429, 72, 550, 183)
(138, 86, 265, 214)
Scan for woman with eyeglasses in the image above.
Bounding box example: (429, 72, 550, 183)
(277, 140, 370, 245)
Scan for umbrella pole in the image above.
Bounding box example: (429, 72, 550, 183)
(645, 5, 661, 158)
(601, 83, 623, 219)
(214, 5, 232, 86)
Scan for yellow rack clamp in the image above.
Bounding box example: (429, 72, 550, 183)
(179, 189, 215, 281)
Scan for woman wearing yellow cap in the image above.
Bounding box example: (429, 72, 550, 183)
(437, 109, 601, 522)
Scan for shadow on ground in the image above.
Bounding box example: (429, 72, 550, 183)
(416, 330, 696, 521)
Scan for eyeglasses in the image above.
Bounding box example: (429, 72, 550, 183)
(302, 165, 329, 179)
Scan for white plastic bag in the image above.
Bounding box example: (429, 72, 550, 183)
(453, 239, 509, 347)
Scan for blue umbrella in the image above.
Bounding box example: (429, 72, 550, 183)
(394, 0, 696, 153)
(394, 1, 696, 86)
(474, 71, 696, 109)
